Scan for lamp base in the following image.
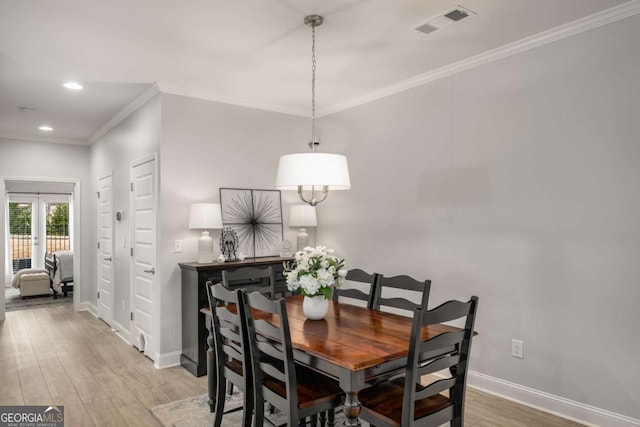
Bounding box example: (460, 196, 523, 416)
(197, 231, 214, 264)
(296, 228, 309, 252)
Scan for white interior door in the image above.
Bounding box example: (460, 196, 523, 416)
(97, 173, 114, 326)
(130, 156, 156, 355)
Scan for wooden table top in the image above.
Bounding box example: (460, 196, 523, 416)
(285, 295, 461, 371)
(202, 295, 460, 372)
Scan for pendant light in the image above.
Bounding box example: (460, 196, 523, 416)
(275, 15, 351, 206)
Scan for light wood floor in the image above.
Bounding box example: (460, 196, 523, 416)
(0, 304, 583, 427)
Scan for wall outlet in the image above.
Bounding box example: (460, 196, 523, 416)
(174, 240, 183, 253)
(512, 339, 523, 358)
(121, 299, 126, 311)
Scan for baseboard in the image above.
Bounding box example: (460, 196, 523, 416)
(467, 370, 640, 427)
(79, 301, 98, 317)
(111, 320, 131, 345)
(154, 351, 182, 370)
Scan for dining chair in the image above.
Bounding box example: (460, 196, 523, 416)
(222, 266, 277, 298)
(240, 290, 344, 427)
(357, 296, 479, 427)
(206, 282, 254, 427)
(331, 268, 379, 309)
(372, 274, 431, 315)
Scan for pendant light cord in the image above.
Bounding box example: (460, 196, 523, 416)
(311, 23, 317, 152)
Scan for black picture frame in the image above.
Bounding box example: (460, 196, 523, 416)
(219, 188, 284, 258)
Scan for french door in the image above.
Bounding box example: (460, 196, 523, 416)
(8, 194, 71, 273)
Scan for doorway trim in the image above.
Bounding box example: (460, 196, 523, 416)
(0, 176, 81, 321)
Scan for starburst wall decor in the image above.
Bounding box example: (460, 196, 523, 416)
(219, 188, 284, 258)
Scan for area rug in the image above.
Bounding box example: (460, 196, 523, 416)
(151, 391, 349, 427)
(4, 287, 72, 312)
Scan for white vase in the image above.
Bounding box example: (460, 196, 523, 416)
(302, 295, 329, 320)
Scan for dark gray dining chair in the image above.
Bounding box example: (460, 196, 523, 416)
(332, 268, 379, 309)
(240, 290, 344, 427)
(358, 296, 479, 427)
(205, 282, 253, 427)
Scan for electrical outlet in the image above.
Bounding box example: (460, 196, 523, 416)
(121, 299, 126, 311)
(174, 240, 183, 253)
(512, 339, 523, 359)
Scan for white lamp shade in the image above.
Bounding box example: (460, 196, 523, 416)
(188, 203, 223, 230)
(275, 153, 351, 191)
(289, 205, 318, 227)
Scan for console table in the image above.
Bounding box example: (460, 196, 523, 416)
(178, 256, 292, 376)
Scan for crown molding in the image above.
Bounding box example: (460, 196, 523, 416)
(88, 83, 161, 144)
(0, 133, 87, 146)
(318, 0, 640, 117)
(157, 83, 308, 118)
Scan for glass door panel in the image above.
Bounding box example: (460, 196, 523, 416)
(8, 199, 36, 273)
(44, 201, 70, 253)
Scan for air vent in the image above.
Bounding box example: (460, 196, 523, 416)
(444, 9, 469, 22)
(413, 5, 475, 35)
(415, 23, 438, 35)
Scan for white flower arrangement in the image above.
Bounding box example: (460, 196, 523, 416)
(283, 246, 347, 299)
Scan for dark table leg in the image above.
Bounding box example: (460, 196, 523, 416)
(343, 392, 361, 426)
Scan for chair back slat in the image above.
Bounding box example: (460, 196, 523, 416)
(255, 336, 286, 362)
(417, 354, 461, 377)
(253, 318, 282, 340)
(332, 268, 378, 309)
(418, 330, 466, 354)
(222, 266, 276, 298)
(373, 274, 431, 315)
(414, 377, 457, 401)
(423, 299, 474, 325)
(260, 359, 287, 383)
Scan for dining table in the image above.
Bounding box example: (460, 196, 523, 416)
(202, 294, 464, 426)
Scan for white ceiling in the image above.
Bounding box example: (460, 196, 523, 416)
(0, 0, 632, 145)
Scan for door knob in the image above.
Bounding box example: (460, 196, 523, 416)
(143, 267, 155, 275)
(103, 257, 112, 261)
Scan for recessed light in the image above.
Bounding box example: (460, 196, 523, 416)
(39, 125, 54, 131)
(63, 82, 83, 90)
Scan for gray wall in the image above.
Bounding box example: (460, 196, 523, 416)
(0, 138, 91, 318)
(318, 14, 640, 418)
(157, 93, 308, 354)
(89, 95, 161, 332)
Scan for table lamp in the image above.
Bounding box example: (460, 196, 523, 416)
(289, 204, 317, 251)
(189, 203, 223, 263)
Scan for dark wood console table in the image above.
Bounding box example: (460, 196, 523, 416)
(178, 256, 292, 376)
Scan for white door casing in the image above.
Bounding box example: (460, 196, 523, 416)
(130, 156, 156, 357)
(97, 173, 114, 326)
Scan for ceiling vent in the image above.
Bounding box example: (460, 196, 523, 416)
(414, 5, 475, 35)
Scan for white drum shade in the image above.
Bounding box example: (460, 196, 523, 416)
(275, 153, 351, 191)
(188, 203, 223, 229)
(289, 205, 318, 227)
